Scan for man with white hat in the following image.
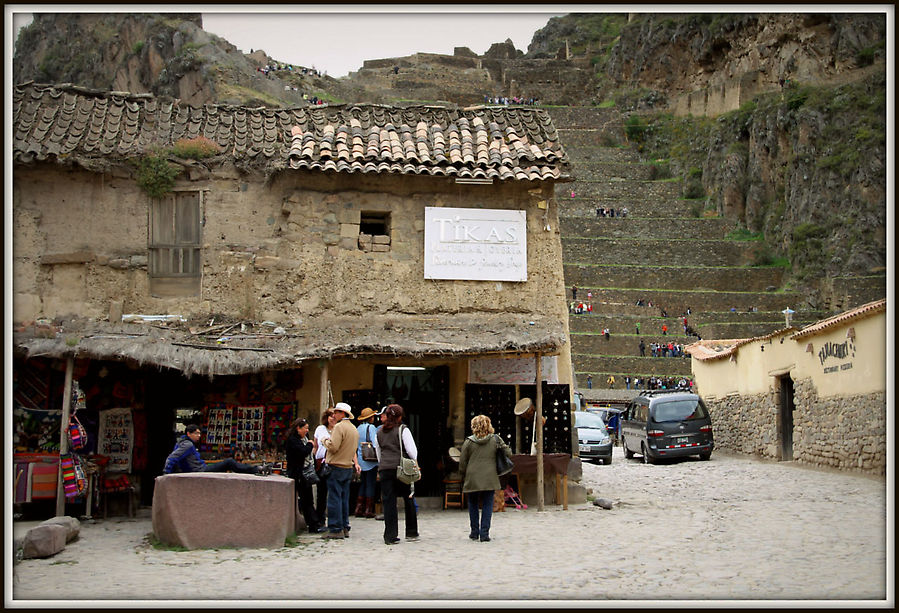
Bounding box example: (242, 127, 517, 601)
(320, 402, 360, 539)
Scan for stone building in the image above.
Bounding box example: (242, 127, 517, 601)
(686, 299, 887, 475)
(11, 82, 574, 506)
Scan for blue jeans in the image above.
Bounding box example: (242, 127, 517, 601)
(326, 466, 353, 533)
(359, 467, 377, 498)
(468, 490, 494, 540)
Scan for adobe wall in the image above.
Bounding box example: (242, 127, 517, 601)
(702, 380, 886, 476)
(672, 70, 765, 117)
(12, 164, 567, 327)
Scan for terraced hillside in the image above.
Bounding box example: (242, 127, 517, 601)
(549, 107, 825, 393)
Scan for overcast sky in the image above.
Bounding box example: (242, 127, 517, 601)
(8, 6, 575, 78)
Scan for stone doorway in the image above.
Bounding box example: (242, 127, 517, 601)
(777, 373, 795, 461)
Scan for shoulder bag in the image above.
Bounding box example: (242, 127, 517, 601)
(396, 425, 421, 485)
(302, 458, 320, 484)
(494, 434, 514, 476)
(360, 424, 378, 462)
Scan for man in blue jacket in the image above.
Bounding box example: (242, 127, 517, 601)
(163, 424, 266, 474)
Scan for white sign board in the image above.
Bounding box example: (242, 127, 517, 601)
(468, 356, 559, 385)
(424, 207, 527, 281)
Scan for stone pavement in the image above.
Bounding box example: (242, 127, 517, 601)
(9, 448, 891, 605)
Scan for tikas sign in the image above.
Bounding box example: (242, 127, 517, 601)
(424, 207, 527, 282)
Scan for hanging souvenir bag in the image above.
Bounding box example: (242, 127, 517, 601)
(494, 434, 514, 476)
(60, 453, 80, 498)
(360, 424, 378, 462)
(302, 457, 320, 484)
(68, 414, 88, 451)
(396, 425, 421, 485)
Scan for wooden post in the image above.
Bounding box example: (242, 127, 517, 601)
(319, 360, 330, 414)
(535, 353, 544, 512)
(55, 357, 74, 516)
(514, 386, 521, 455)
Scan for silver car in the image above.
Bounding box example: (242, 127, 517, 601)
(574, 411, 613, 464)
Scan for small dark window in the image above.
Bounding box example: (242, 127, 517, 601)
(360, 211, 390, 236)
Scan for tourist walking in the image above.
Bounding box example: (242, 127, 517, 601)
(375, 404, 420, 545)
(459, 415, 512, 543)
(320, 403, 361, 540)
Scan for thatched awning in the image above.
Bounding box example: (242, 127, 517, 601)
(13, 313, 567, 378)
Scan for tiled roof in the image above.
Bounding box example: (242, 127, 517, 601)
(685, 328, 797, 362)
(790, 299, 886, 340)
(12, 82, 570, 181)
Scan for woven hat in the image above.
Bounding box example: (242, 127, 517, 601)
(448, 447, 461, 463)
(333, 402, 354, 419)
(514, 397, 534, 416)
(357, 407, 378, 421)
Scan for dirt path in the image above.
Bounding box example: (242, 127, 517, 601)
(9, 448, 889, 604)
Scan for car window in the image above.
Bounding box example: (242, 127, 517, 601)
(574, 412, 608, 431)
(651, 399, 709, 422)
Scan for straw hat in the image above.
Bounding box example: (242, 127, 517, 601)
(514, 397, 534, 416)
(357, 407, 378, 421)
(333, 402, 354, 419)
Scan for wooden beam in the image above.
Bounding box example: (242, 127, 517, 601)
(55, 357, 74, 516)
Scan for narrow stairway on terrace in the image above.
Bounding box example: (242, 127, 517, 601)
(548, 106, 825, 396)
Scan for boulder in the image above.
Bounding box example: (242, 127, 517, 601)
(152, 473, 295, 549)
(22, 524, 68, 559)
(39, 516, 81, 542)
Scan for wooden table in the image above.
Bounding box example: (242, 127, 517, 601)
(510, 453, 571, 510)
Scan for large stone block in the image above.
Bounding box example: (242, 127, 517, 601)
(152, 473, 295, 549)
(39, 516, 81, 542)
(22, 524, 68, 559)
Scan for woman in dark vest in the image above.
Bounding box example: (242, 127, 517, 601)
(374, 404, 419, 545)
(285, 418, 325, 533)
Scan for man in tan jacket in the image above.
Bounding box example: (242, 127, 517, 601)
(321, 402, 360, 539)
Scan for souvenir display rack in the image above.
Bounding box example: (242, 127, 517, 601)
(465, 383, 572, 455)
(199, 402, 296, 459)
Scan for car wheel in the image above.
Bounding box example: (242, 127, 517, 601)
(604, 456, 613, 465)
(641, 443, 654, 465)
(699, 451, 711, 461)
(623, 438, 634, 459)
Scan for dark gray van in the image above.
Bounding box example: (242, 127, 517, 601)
(621, 390, 714, 464)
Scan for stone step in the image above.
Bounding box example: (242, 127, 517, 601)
(563, 237, 757, 267)
(559, 217, 737, 240)
(574, 287, 806, 314)
(571, 162, 657, 182)
(563, 179, 683, 201)
(567, 310, 823, 331)
(561, 144, 641, 164)
(558, 128, 626, 148)
(573, 354, 692, 379)
(562, 263, 785, 293)
(558, 197, 695, 219)
(574, 371, 689, 392)
(548, 106, 625, 129)
(571, 333, 694, 356)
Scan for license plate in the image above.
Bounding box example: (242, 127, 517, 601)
(579, 444, 589, 452)
(675, 437, 690, 445)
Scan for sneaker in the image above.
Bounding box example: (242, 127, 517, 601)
(308, 526, 327, 534)
(322, 531, 344, 540)
(343, 528, 350, 538)
(384, 537, 401, 545)
(480, 536, 491, 542)
(469, 533, 479, 540)
(405, 534, 420, 541)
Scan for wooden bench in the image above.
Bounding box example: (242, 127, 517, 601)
(152, 472, 295, 549)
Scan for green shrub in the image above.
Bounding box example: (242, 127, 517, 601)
(132, 41, 145, 55)
(171, 136, 219, 160)
(136, 152, 179, 199)
(625, 115, 647, 142)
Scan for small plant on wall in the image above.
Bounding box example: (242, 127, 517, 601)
(171, 136, 220, 160)
(135, 137, 219, 198)
(135, 150, 180, 199)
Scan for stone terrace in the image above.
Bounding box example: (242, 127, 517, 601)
(550, 106, 823, 391)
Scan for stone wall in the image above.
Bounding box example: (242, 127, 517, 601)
(703, 378, 886, 476)
(12, 164, 566, 325)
